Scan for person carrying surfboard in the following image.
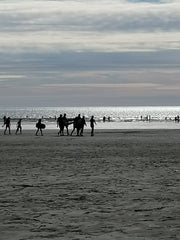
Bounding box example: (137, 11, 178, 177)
(35, 118, 45, 136)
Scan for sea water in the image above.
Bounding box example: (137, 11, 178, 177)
(1, 106, 180, 130)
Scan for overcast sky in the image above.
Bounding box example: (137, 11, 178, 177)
(0, 0, 180, 107)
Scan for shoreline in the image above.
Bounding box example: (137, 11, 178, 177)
(2, 120, 180, 132)
(1, 128, 180, 135)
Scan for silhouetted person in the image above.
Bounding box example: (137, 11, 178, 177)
(2, 115, 6, 127)
(57, 114, 64, 136)
(62, 113, 69, 135)
(80, 116, 87, 136)
(108, 116, 111, 122)
(90, 115, 96, 136)
(15, 118, 22, 134)
(103, 116, 106, 122)
(175, 115, 180, 123)
(71, 114, 81, 136)
(4, 117, 11, 135)
(35, 119, 44, 136)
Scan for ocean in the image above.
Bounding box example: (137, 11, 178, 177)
(1, 106, 180, 130)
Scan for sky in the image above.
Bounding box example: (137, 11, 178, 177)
(0, 0, 180, 107)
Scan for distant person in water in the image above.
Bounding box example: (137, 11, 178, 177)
(15, 118, 22, 134)
(57, 114, 64, 136)
(90, 115, 96, 136)
(4, 117, 11, 135)
(103, 116, 106, 122)
(175, 115, 180, 123)
(35, 118, 45, 136)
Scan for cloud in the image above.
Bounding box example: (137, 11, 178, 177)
(1, 0, 180, 32)
(0, 50, 180, 89)
(0, 0, 180, 52)
(0, 1, 180, 106)
(0, 30, 180, 53)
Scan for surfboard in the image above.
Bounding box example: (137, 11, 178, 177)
(36, 123, 46, 129)
(41, 123, 46, 129)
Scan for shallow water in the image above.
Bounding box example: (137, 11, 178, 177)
(13, 120, 180, 131)
(1, 106, 180, 130)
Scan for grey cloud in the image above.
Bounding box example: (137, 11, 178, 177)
(1, 50, 180, 71)
(0, 0, 180, 32)
(0, 82, 179, 107)
(0, 0, 180, 52)
(0, 50, 180, 89)
(0, 1, 180, 107)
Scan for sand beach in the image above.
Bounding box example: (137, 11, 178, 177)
(0, 129, 179, 240)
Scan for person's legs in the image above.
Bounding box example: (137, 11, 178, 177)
(66, 126, 69, 136)
(71, 126, 75, 136)
(91, 127, 94, 136)
(40, 129, 43, 136)
(76, 128, 80, 136)
(60, 126, 64, 136)
(80, 127, 84, 136)
(4, 127, 7, 135)
(36, 128, 39, 136)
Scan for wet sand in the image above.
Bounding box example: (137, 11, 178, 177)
(0, 129, 179, 240)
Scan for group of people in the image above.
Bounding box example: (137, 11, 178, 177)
(2, 116, 22, 135)
(2, 114, 96, 136)
(56, 113, 96, 137)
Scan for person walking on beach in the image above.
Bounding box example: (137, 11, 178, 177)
(71, 114, 81, 136)
(15, 118, 22, 134)
(80, 116, 87, 136)
(2, 115, 6, 127)
(35, 118, 45, 136)
(57, 114, 64, 136)
(90, 115, 96, 136)
(62, 113, 69, 135)
(4, 117, 11, 135)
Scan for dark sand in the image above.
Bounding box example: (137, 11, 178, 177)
(0, 129, 179, 240)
